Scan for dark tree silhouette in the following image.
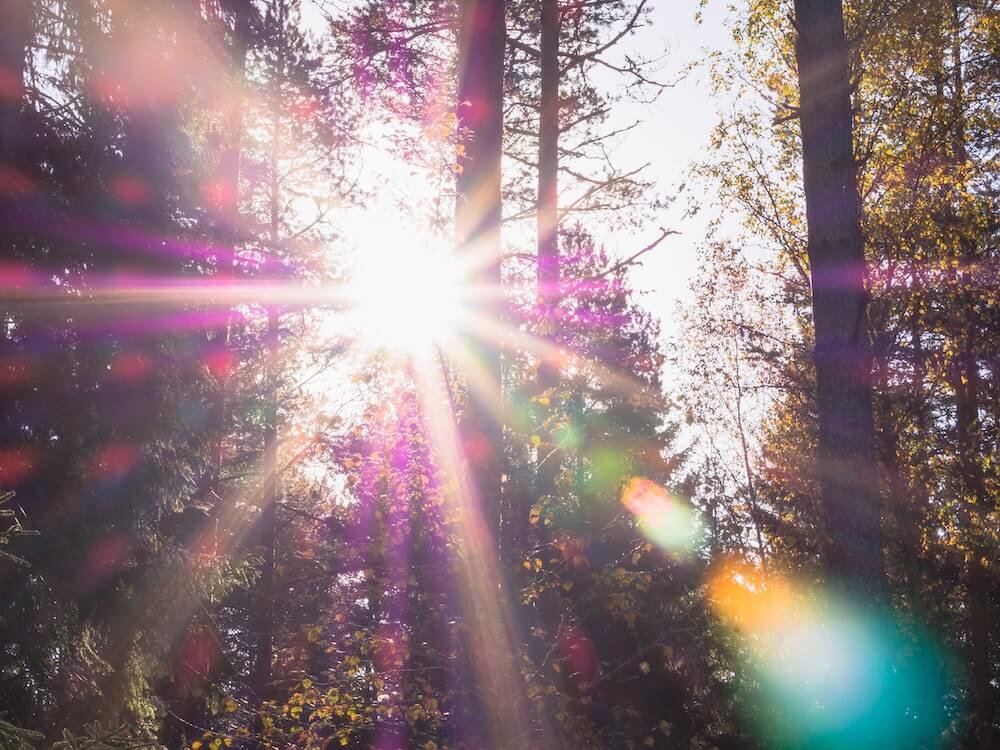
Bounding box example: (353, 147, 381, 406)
(792, 0, 884, 601)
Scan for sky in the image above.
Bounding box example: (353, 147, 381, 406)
(302, 0, 741, 342)
(605, 0, 737, 338)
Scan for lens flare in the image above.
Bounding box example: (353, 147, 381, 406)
(0, 448, 37, 485)
(620, 477, 699, 556)
(93, 441, 139, 481)
(709, 562, 948, 750)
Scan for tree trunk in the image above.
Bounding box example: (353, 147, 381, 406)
(254, 26, 285, 696)
(953, 331, 995, 750)
(875, 394, 933, 619)
(456, 0, 505, 527)
(968, 551, 995, 750)
(252, 308, 279, 700)
(218, 2, 251, 241)
(0, 0, 31, 351)
(205, 0, 251, 507)
(0, 0, 31, 171)
(534, 0, 561, 506)
(536, 0, 559, 335)
(454, 3, 543, 746)
(792, 0, 885, 601)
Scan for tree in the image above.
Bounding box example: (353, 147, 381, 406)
(692, 0, 999, 742)
(0, 0, 31, 172)
(792, 0, 884, 601)
(532, 0, 561, 509)
(455, 0, 506, 521)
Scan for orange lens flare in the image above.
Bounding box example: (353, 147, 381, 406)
(620, 477, 699, 556)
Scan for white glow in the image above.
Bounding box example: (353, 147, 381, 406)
(348, 222, 465, 353)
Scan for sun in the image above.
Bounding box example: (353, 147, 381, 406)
(347, 223, 467, 353)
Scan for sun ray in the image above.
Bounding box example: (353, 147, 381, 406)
(409, 347, 551, 747)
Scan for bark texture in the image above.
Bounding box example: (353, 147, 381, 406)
(792, 0, 885, 600)
(207, 0, 252, 502)
(535, 0, 561, 502)
(0, 0, 31, 170)
(252, 309, 279, 701)
(454, 4, 542, 746)
(456, 0, 505, 524)
(254, 36, 285, 696)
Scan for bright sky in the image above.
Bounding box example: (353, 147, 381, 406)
(606, 0, 736, 337)
(303, 0, 739, 342)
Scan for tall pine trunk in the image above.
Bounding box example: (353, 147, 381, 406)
(536, 0, 559, 283)
(454, 2, 541, 745)
(0, 0, 31, 172)
(0, 0, 31, 359)
(530, 0, 567, 677)
(792, 0, 884, 601)
(534, 0, 561, 503)
(252, 307, 279, 699)
(456, 0, 505, 527)
(206, 0, 252, 508)
(253, 11, 285, 696)
(218, 2, 252, 242)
